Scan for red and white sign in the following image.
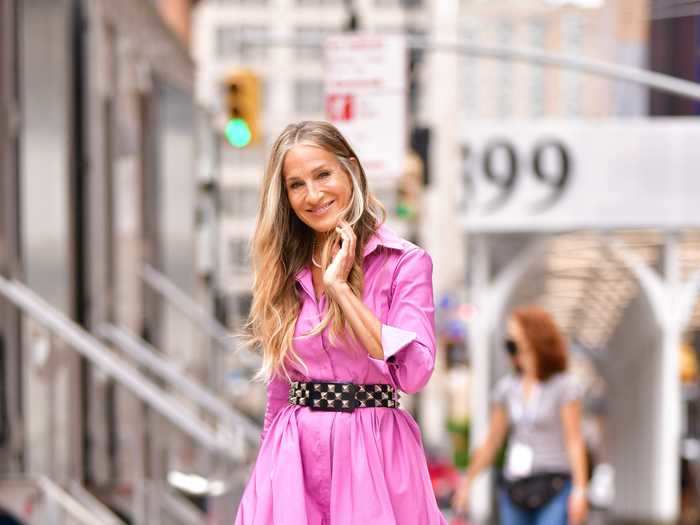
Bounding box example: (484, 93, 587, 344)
(326, 94, 355, 121)
(324, 34, 407, 180)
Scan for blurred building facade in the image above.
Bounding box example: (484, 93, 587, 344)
(0, 1, 258, 523)
(650, 0, 700, 115)
(429, 0, 650, 297)
(457, 0, 649, 120)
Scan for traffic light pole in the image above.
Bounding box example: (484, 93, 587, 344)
(225, 32, 700, 103)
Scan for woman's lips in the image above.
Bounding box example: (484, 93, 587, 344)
(309, 200, 335, 216)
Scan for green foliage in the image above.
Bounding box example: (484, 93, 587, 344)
(446, 419, 470, 469)
(446, 418, 510, 471)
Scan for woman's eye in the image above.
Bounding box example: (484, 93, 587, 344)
(318, 171, 330, 179)
(290, 182, 302, 189)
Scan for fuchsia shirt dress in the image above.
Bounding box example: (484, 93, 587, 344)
(234, 224, 447, 525)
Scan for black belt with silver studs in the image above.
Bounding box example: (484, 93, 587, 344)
(288, 381, 399, 412)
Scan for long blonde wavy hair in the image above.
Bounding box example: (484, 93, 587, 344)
(242, 121, 386, 382)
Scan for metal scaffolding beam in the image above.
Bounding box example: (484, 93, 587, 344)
(215, 32, 700, 103)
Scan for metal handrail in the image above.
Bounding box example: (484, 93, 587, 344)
(69, 481, 125, 525)
(157, 485, 207, 525)
(0, 477, 107, 525)
(99, 323, 260, 445)
(140, 265, 229, 345)
(36, 476, 102, 525)
(215, 31, 700, 103)
(0, 276, 241, 461)
(139, 264, 260, 369)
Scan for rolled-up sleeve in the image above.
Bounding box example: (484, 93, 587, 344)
(260, 374, 289, 443)
(374, 248, 436, 394)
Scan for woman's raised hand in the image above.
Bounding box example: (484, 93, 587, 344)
(323, 220, 356, 296)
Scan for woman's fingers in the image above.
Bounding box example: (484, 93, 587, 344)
(335, 224, 352, 277)
(342, 221, 355, 253)
(337, 221, 356, 276)
(325, 221, 357, 284)
(346, 232, 355, 275)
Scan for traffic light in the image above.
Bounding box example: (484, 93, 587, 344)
(396, 150, 423, 221)
(223, 69, 261, 148)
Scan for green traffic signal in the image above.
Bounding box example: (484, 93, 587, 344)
(396, 202, 415, 220)
(225, 118, 252, 148)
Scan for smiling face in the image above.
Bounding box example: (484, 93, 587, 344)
(283, 144, 353, 236)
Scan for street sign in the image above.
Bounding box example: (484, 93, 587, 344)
(459, 119, 700, 232)
(323, 34, 407, 180)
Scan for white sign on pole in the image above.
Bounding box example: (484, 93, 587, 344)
(459, 119, 700, 232)
(323, 34, 407, 180)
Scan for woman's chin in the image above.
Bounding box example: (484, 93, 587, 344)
(305, 216, 340, 233)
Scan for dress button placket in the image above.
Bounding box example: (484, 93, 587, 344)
(318, 293, 334, 374)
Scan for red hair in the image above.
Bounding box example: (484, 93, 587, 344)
(513, 306, 568, 381)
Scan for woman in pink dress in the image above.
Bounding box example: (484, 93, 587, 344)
(235, 121, 447, 525)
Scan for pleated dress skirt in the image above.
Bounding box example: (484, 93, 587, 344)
(234, 403, 448, 525)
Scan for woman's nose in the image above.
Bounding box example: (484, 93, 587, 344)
(306, 182, 323, 202)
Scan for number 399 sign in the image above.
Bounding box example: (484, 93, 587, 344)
(458, 120, 700, 233)
(461, 139, 572, 214)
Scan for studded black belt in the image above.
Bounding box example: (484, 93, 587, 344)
(288, 381, 399, 412)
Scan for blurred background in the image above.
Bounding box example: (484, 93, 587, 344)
(2, 0, 700, 523)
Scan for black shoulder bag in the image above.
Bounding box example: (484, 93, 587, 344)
(504, 472, 571, 510)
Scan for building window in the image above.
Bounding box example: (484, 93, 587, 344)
(496, 20, 513, 118)
(237, 293, 253, 319)
(294, 79, 324, 114)
(561, 14, 583, 116)
(461, 20, 479, 117)
(374, 0, 422, 7)
(225, 292, 253, 325)
(694, 60, 700, 115)
(214, 0, 269, 4)
(295, 0, 342, 5)
(222, 186, 259, 219)
(216, 25, 269, 60)
(295, 26, 335, 61)
(529, 19, 546, 117)
(229, 238, 251, 271)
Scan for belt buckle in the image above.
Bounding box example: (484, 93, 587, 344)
(309, 382, 357, 413)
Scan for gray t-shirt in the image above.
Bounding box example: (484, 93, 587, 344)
(492, 372, 582, 480)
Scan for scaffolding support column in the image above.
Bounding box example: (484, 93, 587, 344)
(610, 234, 700, 522)
(658, 234, 682, 522)
(467, 235, 493, 523)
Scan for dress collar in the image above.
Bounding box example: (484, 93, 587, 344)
(361, 222, 405, 257)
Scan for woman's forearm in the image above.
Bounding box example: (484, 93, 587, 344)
(330, 282, 384, 359)
(465, 442, 500, 484)
(569, 438, 588, 490)
(562, 401, 588, 490)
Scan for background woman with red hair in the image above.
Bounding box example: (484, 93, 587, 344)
(452, 306, 588, 525)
